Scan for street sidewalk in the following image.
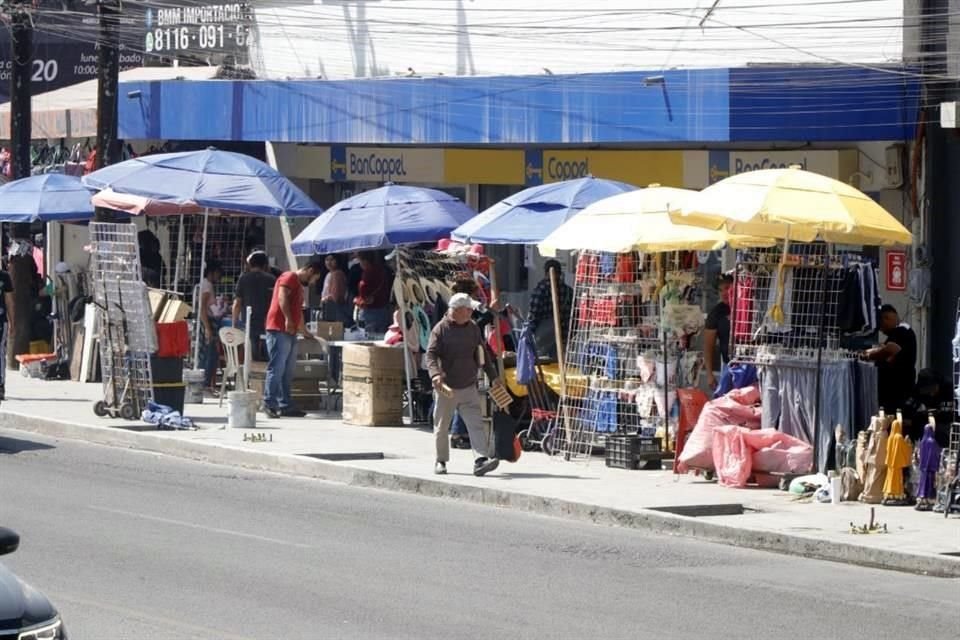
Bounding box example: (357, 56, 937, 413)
(1, 375, 958, 576)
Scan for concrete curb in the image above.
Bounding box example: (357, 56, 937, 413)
(2, 410, 958, 578)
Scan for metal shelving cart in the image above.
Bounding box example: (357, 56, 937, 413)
(88, 223, 157, 419)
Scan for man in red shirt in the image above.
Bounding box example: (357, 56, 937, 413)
(263, 259, 325, 418)
(354, 251, 392, 334)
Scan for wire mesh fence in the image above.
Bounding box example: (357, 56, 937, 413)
(731, 244, 875, 364)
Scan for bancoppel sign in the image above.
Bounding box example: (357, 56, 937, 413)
(335, 147, 444, 183)
(708, 150, 859, 183)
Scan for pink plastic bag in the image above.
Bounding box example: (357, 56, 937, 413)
(677, 385, 762, 472)
(712, 425, 754, 487)
(746, 429, 813, 473)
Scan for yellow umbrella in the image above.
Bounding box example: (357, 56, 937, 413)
(538, 185, 776, 255)
(671, 166, 912, 246)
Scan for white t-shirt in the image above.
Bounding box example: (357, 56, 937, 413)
(200, 279, 221, 318)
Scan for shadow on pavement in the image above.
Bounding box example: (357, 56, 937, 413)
(0, 435, 55, 454)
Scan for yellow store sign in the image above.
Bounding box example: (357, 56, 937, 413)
(542, 150, 684, 186)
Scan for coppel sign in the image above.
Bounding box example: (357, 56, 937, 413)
(546, 156, 590, 181)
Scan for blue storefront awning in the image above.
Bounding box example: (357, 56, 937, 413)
(118, 65, 920, 145)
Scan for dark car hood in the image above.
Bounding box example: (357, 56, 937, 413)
(0, 562, 57, 630)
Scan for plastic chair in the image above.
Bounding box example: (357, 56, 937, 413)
(218, 327, 246, 407)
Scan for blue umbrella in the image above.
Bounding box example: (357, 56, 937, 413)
(451, 176, 637, 244)
(291, 184, 476, 255)
(82, 147, 323, 217)
(0, 174, 95, 222)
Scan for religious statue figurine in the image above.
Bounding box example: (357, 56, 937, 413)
(860, 414, 889, 504)
(882, 413, 913, 506)
(915, 419, 942, 512)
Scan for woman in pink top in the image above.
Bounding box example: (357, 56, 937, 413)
(320, 254, 350, 322)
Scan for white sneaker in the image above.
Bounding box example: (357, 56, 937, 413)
(434, 461, 447, 475)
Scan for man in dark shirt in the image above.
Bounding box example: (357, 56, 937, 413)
(866, 304, 918, 413)
(528, 260, 573, 360)
(232, 251, 276, 361)
(704, 273, 733, 390)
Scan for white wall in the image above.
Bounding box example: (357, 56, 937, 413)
(252, 0, 906, 80)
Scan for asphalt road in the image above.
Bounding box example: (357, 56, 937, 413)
(0, 429, 956, 640)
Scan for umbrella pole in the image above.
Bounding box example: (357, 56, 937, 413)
(548, 266, 571, 454)
(662, 285, 670, 452)
(812, 243, 832, 474)
(192, 209, 210, 370)
(173, 214, 184, 294)
(394, 249, 416, 425)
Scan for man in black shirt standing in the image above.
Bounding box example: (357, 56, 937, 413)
(704, 273, 733, 390)
(866, 304, 918, 413)
(0, 265, 13, 400)
(232, 251, 276, 362)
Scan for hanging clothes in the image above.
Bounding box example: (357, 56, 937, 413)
(916, 424, 941, 502)
(733, 273, 754, 341)
(882, 418, 912, 504)
(860, 417, 889, 504)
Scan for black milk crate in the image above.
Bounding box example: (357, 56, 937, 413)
(604, 434, 662, 470)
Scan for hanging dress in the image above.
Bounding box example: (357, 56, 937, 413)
(917, 424, 941, 501)
(860, 417, 889, 504)
(882, 418, 912, 504)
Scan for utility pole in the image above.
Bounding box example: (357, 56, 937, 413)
(7, 4, 35, 371)
(94, 0, 121, 222)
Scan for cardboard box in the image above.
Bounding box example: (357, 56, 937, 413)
(342, 344, 404, 374)
(342, 378, 404, 426)
(148, 289, 168, 321)
(159, 299, 192, 323)
(314, 321, 344, 341)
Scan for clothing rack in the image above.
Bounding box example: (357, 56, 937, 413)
(556, 250, 706, 462)
(732, 243, 874, 473)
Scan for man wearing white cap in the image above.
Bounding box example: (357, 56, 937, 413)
(426, 292, 500, 476)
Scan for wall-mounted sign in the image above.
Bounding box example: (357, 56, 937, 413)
(332, 146, 445, 183)
(143, 2, 255, 64)
(0, 3, 144, 101)
(886, 250, 907, 292)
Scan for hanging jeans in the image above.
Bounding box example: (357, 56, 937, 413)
(760, 359, 852, 472)
(265, 331, 298, 410)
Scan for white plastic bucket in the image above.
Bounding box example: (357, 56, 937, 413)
(228, 391, 258, 429)
(183, 369, 206, 404)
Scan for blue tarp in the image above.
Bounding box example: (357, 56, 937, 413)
(82, 148, 324, 218)
(451, 177, 636, 244)
(291, 184, 476, 255)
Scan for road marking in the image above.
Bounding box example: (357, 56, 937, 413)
(47, 591, 260, 640)
(89, 506, 315, 549)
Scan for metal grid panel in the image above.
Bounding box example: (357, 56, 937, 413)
(731, 244, 871, 364)
(555, 251, 703, 463)
(89, 222, 155, 415)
